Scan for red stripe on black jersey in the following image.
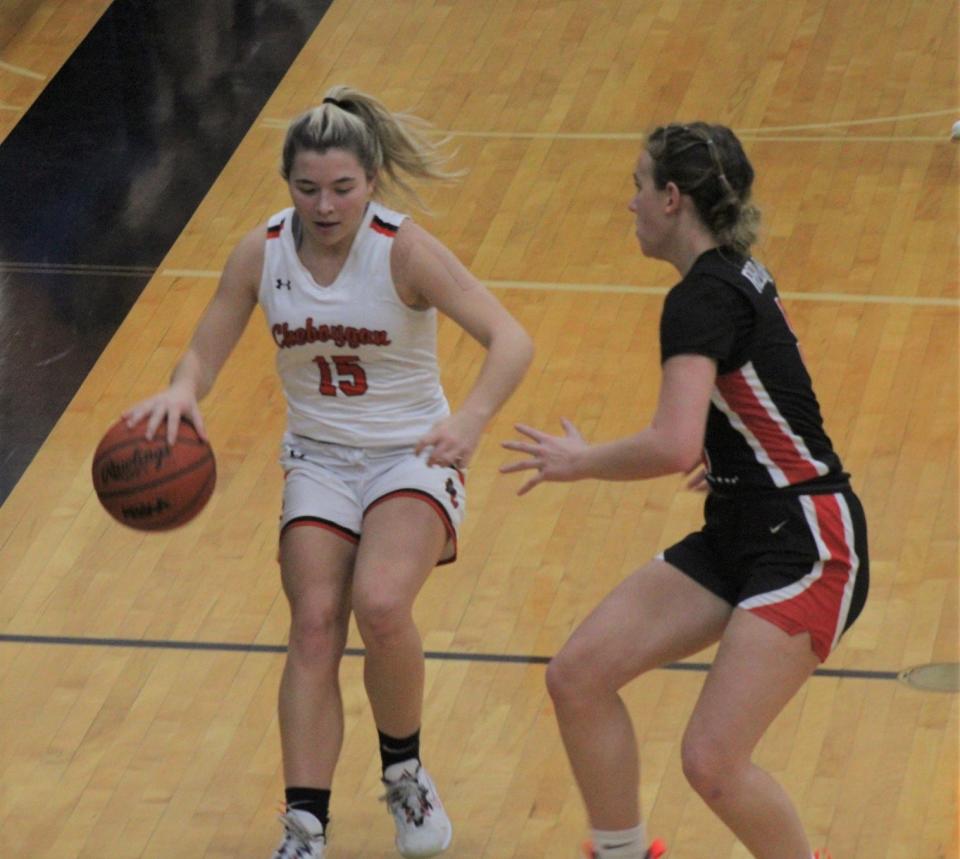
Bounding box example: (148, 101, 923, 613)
(715, 363, 828, 487)
(267, 219, 285, 239)
(744, 492, 860, 661)
(370, 214, 399, 237)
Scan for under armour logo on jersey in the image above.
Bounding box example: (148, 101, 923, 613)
(275, 278, 291, 290)
(445, 477, 460, 509)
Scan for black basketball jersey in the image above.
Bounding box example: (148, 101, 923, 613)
(660, 248, 846, 495)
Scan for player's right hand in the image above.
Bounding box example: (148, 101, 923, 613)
(500, 418, 588, 496)
(122, 380, 205, 445)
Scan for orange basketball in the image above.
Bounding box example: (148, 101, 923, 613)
(92, 417, 216, 531)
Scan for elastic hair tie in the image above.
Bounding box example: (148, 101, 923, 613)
(703, 134, 735, 196)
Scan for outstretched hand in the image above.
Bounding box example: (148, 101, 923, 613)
(500, 418, 587, 495)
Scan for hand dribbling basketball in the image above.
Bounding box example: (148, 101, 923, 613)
(92, 416, 216, 531)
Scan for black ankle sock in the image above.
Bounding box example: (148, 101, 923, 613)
(285, 787, 330, 828)
(378, 728, 421, 773)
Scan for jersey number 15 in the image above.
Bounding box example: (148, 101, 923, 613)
(313, 355, 368, 396)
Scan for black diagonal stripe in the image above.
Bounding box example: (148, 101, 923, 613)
(0, 1, 334, 504)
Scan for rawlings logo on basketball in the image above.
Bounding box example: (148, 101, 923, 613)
(98, 446, 172, 485)
(121, 497, 173, 521)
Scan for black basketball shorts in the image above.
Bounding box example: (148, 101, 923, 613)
(661, 487, 869, 662)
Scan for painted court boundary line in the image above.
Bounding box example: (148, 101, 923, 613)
(152, 269, 959, 309)
(0, 261, 154, 276)
(260, 107, 960, 144)
(1, 262, 954, 311)
(0, 59, 46, 80)
(260, 119, 946, 143)
(3, 262, 952, 308)
(483, 280, 959, 307)
(0, 632, 899, 681)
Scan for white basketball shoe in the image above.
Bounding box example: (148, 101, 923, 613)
(381, 761, 452, 857)
(270, 808, 326, 859)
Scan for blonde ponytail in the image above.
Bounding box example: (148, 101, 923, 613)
(281, 85, 462, 210)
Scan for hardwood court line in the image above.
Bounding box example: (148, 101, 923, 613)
(157, 268, 960, 308)
(0, 59, 45, 80)
(261, 104, 959, 141)
(738, 108, 960, 133)
(160, 268, 222, 278)
(434, 132, 945, 143)
(727, 135, 944, 142)
(259, 117, 944, 143)
(0, 261, 155, 277)
(483, 280, 960, 308)
(0, 633, 901, 681)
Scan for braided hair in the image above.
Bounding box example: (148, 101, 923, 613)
(645, 122, 760, 256)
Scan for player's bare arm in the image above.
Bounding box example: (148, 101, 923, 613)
(501, 354, 715, 494)
(124, 225, 263, 442)
(392, 220, 533, 467)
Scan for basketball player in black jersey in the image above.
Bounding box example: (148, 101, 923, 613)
(502, 123, 866, 859)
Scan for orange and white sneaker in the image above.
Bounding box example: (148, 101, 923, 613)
(813, 852, 833, 859)
(580, 837, 667, 859)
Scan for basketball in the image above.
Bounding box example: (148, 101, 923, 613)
(91, 417, 216, 531)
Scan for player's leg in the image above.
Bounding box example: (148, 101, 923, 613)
(271, 438, 365, 857)
(679, 489, 868, 859)
(352, 495, 452, 856)
(547, 557, 732, 855)
(352, 494, 446, 740)
(273, 522, 356, 858)
(680, 609, 819, 859)
(279, 523, 357, 786)
(353, 452, 463, 753)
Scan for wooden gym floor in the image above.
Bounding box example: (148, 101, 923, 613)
(0, 1, 957, 857)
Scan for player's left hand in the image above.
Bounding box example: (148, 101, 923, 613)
(416, 410, 486, 469)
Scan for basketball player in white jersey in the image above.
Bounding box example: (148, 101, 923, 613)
(125, 86, 533, 859)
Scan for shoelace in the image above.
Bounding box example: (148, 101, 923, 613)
(380, 772, 433, 826)
(275, 812, 323, 859)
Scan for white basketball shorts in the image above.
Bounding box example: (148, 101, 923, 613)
(279, 432, 466, 564)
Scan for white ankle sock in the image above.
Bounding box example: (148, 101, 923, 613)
(590, 823, 647, 858)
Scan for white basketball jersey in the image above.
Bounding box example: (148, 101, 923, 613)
(258, 202, 450, 447)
